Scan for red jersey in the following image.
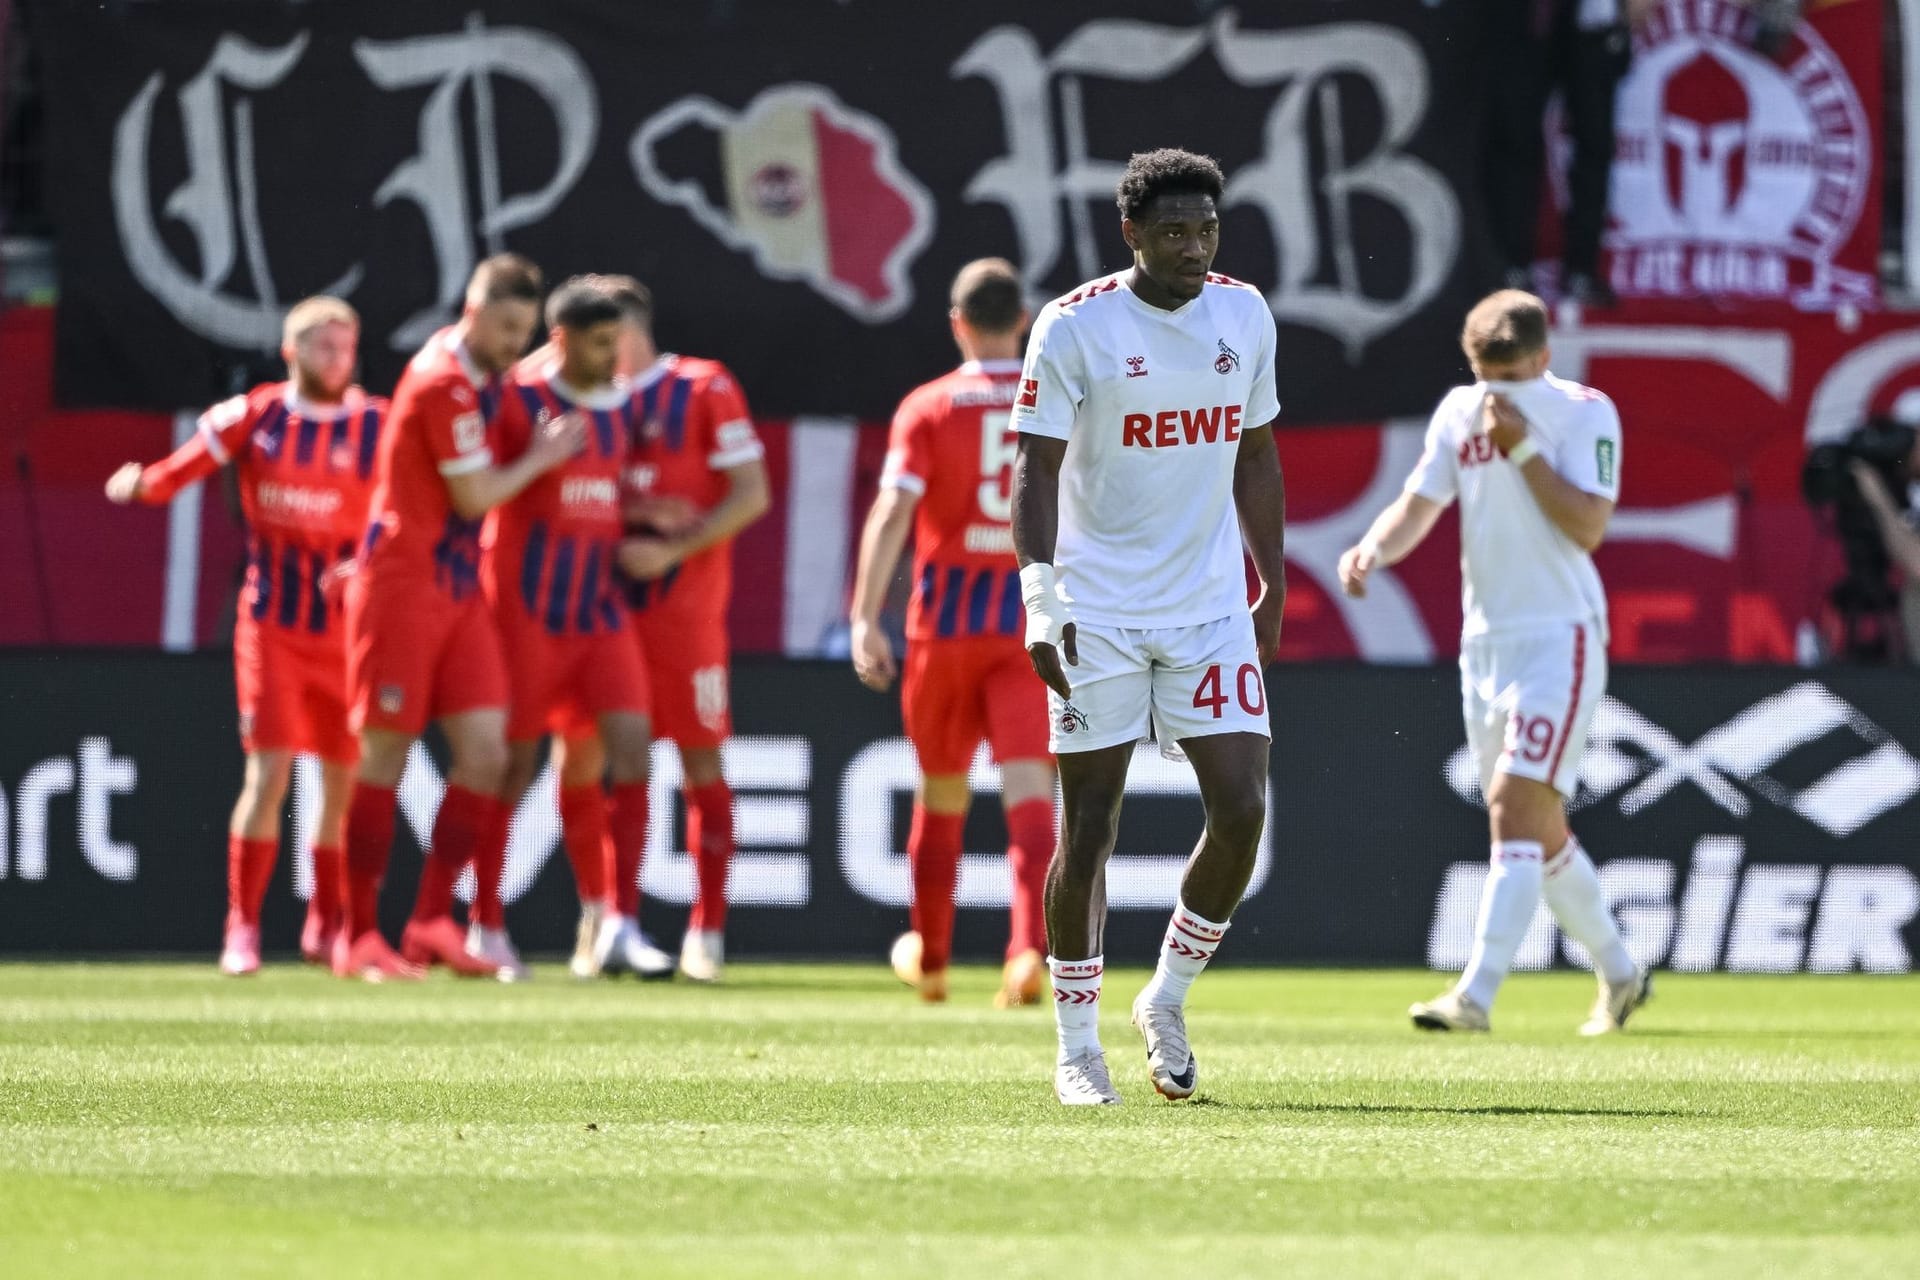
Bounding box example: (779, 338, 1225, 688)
(879, 358, 1025, 642)
(486, 363, 634, 637)
(139, 381, 384, 638)
(619, 354, 763, 622)
(361, 328, 502, 603)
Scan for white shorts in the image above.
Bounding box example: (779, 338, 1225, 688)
(1460, 622, 1606, 799)
(1048, 613, 1271, 758)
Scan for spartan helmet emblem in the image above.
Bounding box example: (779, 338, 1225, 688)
(1660, 51, 1752, 228)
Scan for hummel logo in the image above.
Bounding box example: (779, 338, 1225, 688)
(1125, 355, 1148, 378)
(1443, 683, 1920, 837)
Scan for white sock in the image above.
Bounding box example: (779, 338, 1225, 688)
(1459, 841, 1545, 1010)
(1138, 900, 1229, 1009)
(1048, 955, 1103, 1063)
(1544, 838, 1636, 984)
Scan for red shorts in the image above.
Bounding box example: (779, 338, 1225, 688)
(346, 575, 509, 737)
(497, 607, 651, 742)
(234, 618, 356, 762)
(902, 636, 1051, 776)
(632, 612, 730, 750)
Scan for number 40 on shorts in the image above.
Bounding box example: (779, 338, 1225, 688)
(1192, 663, 1266, 719)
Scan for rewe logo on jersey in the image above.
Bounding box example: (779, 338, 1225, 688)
(1122, 404, 1245, 450)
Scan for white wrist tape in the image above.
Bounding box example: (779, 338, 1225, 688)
(1506, 437, 1541, 467)
(1019, 562, 1075, 649)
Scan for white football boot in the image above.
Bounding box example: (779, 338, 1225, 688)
(569, 901, 607, 980)
(679, 928, 724, 983)
(465, 924, 530, 983)
(1579, 967, 1654, 1036)
(1409, 988, 1491, 1033)
(1053, 1048, 1121, 1106)
(1131, 994, 1199, 1100)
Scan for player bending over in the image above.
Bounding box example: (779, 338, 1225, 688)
(107, 298, 382, 976)
(851, 257, 1057, 1008)
(339, 255, 586, 982)
(1338, 289, 1652, 1035)
(1012, 150, 1286, 1105)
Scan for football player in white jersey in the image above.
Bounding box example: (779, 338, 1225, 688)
(1338, 290, 1652, 1036)
(1011, 149, 1287, 1105)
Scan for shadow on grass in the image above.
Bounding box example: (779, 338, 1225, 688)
(1626, 1027, 1918, 1042)
(1191, 1098, 1700, 1118)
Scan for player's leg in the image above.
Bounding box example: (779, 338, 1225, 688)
(303, 757, 354, 966)
(400, 704, 510, 977)
(1048, 741, 1133, 1104)
(894, 640, 986, 1003)
(220, 748, 293, 976)
(458, 735, 540, 982)
(338, 577, 432, 980)
(597, 708, 674, 980)
(552, 731, 614, 977)
(993, 759, 1054, 1008)
(985, 644, 1056, 1008)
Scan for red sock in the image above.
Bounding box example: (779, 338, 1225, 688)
(227, 834, 278, 927)
(908, 805, 965, 972)
(310, 843, 345, 924)
(344, 782, 397, 940)
(412, 784, 492, 925)
(608, 780, 650, 919)
(1004, 799, 1056, 959)
(686, 780, 734, 932)
(471, 798, 510, 930)
(559, 785, 610, 905)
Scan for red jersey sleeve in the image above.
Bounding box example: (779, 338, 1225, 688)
(697, 365, 763, 471)
(878, 388, 937, 497)
(422, 375, 494, 477)
(137, 390, 257, 503)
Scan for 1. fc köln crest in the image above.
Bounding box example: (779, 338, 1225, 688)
(1599, 0, 1875, 309)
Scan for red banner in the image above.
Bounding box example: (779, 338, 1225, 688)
(1544, 0, 1883, 311)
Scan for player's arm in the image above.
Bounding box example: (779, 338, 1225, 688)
(617, 458, 770, 580)
(1850, 459, 1920, 580)
(442, 410, 587, 519)
(1339, 493, 1446, 599)
(1483, 393, 1614, 552)
(1233, 423, 1288, 661)
(105, 396, 246, 505)
(849, 485, 917, 691)
(1012, 433, 1076, 697)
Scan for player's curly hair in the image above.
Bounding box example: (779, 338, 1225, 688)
(1115, 149, 1225, 222)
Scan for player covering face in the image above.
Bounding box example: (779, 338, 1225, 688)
(106, 298, 381, 976)
(1012, 149, 1287, 1105)
(1338, 290, 1651, 1035)
(850, 257, 1057, 1008)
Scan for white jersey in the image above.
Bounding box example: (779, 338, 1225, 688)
(1012, 272, 1280, 628)
(1405, 372, 1621, 641)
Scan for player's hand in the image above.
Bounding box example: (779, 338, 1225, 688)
(1483, 392, 1530, 456)
(1027, 625, 1078, 700)
(1251, 586, 1284, 661)
(1338, 543, 1377, 598)
(850, 619, 898, 692)
(625, 493, 702, 536)
(530, 410, 591, 470)
(618, 534, 680, 581)
(105, 462, 146, 505)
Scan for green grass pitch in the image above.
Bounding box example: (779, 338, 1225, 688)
(2, 963, 1916, 1278)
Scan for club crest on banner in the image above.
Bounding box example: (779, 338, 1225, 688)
(1603, 0, 1874, 308)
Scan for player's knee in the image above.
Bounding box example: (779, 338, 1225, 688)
(1059, 797, 1122, 865)
(452, 739, 510, 794)
(604, 741, 650, 784)
(1205, 787, 1267, 856)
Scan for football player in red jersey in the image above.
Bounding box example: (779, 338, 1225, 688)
(107, 297, 384, 976)
(463, 279, 658, 980)
(849, 259, 1056, 1006)
(553, 276, 769, 982)
(339, 254, 586, 982)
